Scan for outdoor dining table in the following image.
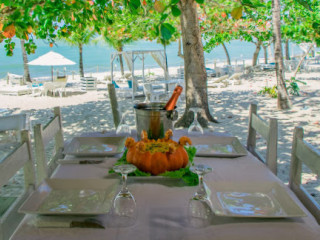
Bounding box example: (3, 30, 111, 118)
(10, 130, 320, 240)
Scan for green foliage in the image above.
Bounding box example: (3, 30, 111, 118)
(258, 85, 278, 98)
(196, 0, 205, 4)
(108, 146, 198, 186)
(286, 77, 307, 96)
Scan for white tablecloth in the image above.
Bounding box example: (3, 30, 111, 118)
(11, 131, 320, 240)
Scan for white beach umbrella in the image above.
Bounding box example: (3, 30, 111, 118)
(28, 51, 76, 81)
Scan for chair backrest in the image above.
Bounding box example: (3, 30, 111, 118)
(0, 114, 28, 132)
(289, 127, 320, 224)
(107, 84, 120, 129)
(7, 73, 24, 86)
(0, 130, 35, 240)
(247, 103, 278, 175)
(34, 107, 64, 185)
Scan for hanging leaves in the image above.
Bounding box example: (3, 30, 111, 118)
(195, 0, 204, 4)
(27, 25, 33, 33)
(155, 0, 165, 13)
(0, 23, 3, 31)
(231, 6, 243, 20)
(2, 24, 16, 38)
(24, 32, 29, 40)
(171, 5, 181, 17)
(160, 22, 175, 40)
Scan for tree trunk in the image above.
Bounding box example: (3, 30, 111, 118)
(79, 43, 84, 77)
(176, 0, 217, 128)
(272, 0, 291, 110)
(263, 45, 268, 64)
(20, 39, 31, 83)
(177, 37, 184, 59)
(285, 39, 290, 60)
(252, 40, 262, 66)
(222, 43, 231, 65)
(292, 44, 313, 79)
(118, 46, 125, 76)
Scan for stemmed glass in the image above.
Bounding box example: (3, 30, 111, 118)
(188, 107, 204, 136)
(188, 164, 213, 228)
(116, 92, 132, 136)
(109, 164, 137, 227)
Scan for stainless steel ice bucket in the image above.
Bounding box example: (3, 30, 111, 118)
(134, 102, 178, 140)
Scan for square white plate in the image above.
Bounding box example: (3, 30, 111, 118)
(190, 136, 247, 157)
(19, 178, 119, 215)
(208, 181, 307, 218)
(63, 137, 126, 157)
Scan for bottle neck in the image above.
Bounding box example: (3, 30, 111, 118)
(164, 85, 183, 111)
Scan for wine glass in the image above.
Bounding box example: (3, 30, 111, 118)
(110, 164, 137, 227)
(116, 110, 131, 136)
(188, 164, 213, 228)
(187, 197, 213, 228)
(190, 164, 212, 200)
(116, 92, 132, 136)
(188, 107, 204, 136)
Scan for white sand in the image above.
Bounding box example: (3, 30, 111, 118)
(0, 65, 319, 202)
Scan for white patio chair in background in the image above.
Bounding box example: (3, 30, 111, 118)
(289, 126, 320, 224)
(247, 103, 278, 175)
(142, 83, 165, 102)
(6, 73, 24, 86)
(0, 130, 36, 240)
(34, 107, 64, 185)
(0, 114, 30, 144)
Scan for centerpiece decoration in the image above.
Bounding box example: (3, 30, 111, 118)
(109, 129, 198, 186)
(125, 129, 191, 175)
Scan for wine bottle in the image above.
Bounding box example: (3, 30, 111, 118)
(163, 85, 183, 111)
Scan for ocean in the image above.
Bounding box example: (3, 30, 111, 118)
(0, 38, 307, 80)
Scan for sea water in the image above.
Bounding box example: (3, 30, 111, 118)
(0, 38, 307, 80)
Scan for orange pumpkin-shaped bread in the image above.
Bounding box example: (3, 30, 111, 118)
(125, 130, 192, 175)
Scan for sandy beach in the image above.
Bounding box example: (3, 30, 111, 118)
(0, 64, 319, 203)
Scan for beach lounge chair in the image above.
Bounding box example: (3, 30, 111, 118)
(289, 126, 320, 224)
(0, 130, 36, 240)
(80, 77, 97, 91)
(247, 103, 278, 175)
(34, 107, 64, 185)
(6, 73, 24, 86)
(207, 75, 229, 88)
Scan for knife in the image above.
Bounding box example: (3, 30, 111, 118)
(35, 217, 105, 229)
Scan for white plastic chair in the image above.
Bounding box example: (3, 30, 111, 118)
(142, 83, 164, 102)
(34, 107, 64, 185)
(247, 103, 278, 175)
(0, 114, 29, 144)
(0, 130, 36, 240)
(7, 73, 24, 86)
(289, 126, 320, 224)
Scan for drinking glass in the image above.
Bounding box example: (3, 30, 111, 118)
(188, 107, 204, 136)
(116, 92, 132, 136)
(110, 164, 137, 227)
(116, 109, 131, 136)
(188, 164, 213, 228)
(190, 164, 212, 200)
(187, 198, 213, 228)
